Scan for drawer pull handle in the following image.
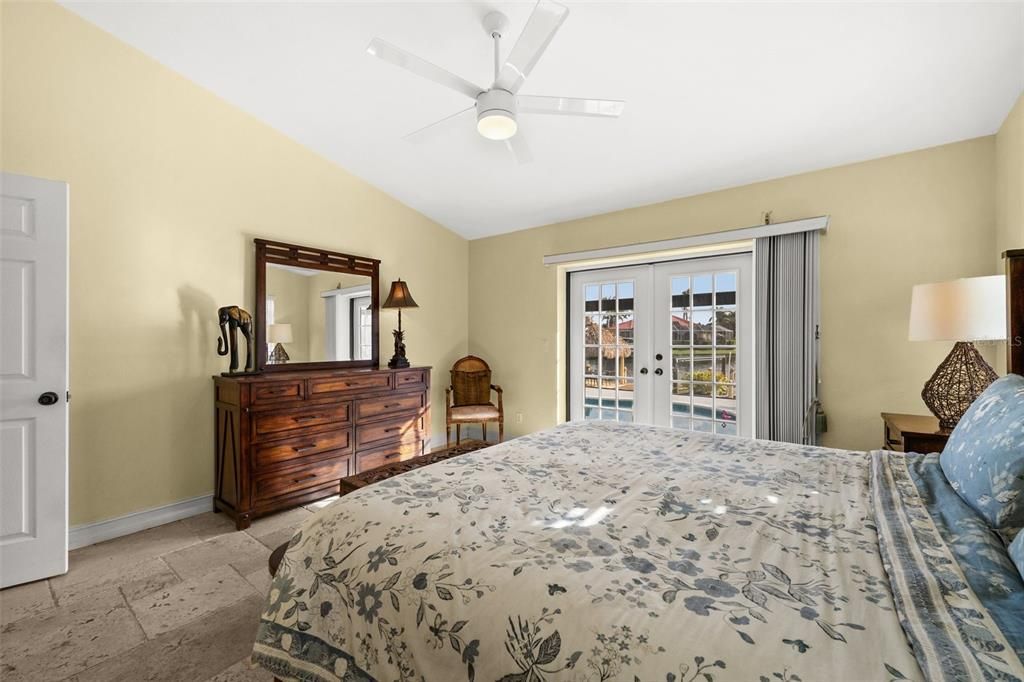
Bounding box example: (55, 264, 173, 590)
(292, 443, 318, 452)
(384, 427, 400, 433)
(384, 452, 400, 459)
(384, 403, 400, 409)
(292, 414, 319, 422)
(293, 473, 318, 483)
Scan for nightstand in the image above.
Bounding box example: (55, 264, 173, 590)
(881, 412, 952, 454)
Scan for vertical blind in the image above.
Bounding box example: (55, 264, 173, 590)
(755, 231, 821, 444)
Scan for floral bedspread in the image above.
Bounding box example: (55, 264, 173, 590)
(253, 421, 932, 681)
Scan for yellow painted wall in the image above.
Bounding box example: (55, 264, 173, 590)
(994, 92, 1023, 374)
(469, 138, 998, 452)
(996, 94, 1024, 259)
(1, 1, 469, 525)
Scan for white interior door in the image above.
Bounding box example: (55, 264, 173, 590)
(652, 254, 753, 436)
(0, 172, 69, 588)
(569, 253, 753, 437)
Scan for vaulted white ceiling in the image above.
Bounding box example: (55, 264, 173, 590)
(63, 1, 1024, 239)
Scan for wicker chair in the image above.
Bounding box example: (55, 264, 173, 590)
(446, 355, 503, 447)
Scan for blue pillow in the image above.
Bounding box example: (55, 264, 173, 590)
(1012, 531, 1024, 581)
(940, 374, 1024, 539)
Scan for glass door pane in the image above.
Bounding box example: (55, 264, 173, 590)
(570, 266, 651, 424)
(653, 254, 752, 437)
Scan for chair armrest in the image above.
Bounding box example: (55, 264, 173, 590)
(490, 384, 503, 394)
(491, 385, 503, 415)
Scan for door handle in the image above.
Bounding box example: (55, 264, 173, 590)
(38, 392, 60, 406)
(639, 368, 648, 375)
(654, 368, 664, 376)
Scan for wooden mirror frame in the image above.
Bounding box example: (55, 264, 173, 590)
(255, 238, 380, 372)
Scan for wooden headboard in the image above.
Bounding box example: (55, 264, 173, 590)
(1006, 249, 1023, 375)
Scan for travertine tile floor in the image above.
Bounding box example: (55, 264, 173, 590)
(0, 498, 336, 681)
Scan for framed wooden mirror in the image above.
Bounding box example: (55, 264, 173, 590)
(255, 239, 380, 372)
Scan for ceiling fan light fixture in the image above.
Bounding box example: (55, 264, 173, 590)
(477, 112, 517, 140)
(475, 88, 518, 140)
(367, 1, 624, 159)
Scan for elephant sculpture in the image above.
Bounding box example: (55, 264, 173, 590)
(217, 305, 254, 373)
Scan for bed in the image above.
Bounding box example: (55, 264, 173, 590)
(252, 251, 1024, 681)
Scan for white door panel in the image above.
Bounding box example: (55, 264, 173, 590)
(0, 172, 69, 588)
(569, 266, 651, 424)
(651, 255, 753, 436)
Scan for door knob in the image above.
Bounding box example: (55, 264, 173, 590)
(38, 392, 60, 406)
(639, 367, 649, 375)
(654, 368, 664, 376)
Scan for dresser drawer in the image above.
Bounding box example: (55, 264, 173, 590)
(355, 391, 425, 423)
(253, 429, 352, 470)
(394, 369, 428, 391)
(251, 380, 304, 405)
(253, 402, 351, 440)
(355, 413, 425, 450)
(309, 372, 392, 397)
(254, 455, 351, 502)
(356, 441, 424, 472)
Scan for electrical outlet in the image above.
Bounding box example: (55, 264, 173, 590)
(515, 412, 524, 425)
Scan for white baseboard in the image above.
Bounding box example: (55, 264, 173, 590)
(69, 493, 213, 550)
(67, 434, 470, 550)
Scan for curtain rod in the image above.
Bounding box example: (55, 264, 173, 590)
(542, 215, 829, 266)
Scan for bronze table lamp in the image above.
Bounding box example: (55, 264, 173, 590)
(382, 279, 418, 369)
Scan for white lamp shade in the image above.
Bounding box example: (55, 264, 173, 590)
(908, 275, 1006, 342)
(267, 323, 293, 344)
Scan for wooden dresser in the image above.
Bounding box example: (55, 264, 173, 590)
(213, 366, 430, 529)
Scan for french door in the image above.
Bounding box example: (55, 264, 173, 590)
(569, 253, 753, 437)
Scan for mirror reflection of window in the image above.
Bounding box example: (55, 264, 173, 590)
(323, 285, 372, 361)
(265, 295, 276, 353)
(265, 262, 373, 363)
(352, 295, 373, 361)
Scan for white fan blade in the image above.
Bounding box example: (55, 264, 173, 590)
(504, 134, 533, 165)
(367, 38, 483, 100)
(518, 95, 624, 118)
(494, 0, 569, 94)
(403, 106, 475, 144)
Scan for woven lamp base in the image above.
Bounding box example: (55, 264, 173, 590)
(268, 343, 290, 364)
(921, 341, 998, 429)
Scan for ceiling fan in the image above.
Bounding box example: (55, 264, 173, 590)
(366, 0, 625, 163)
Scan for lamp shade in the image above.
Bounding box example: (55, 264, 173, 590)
(909, 275, 1006, 342)
(267, 323, 293, 344)
(382, 279, 418, 309)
